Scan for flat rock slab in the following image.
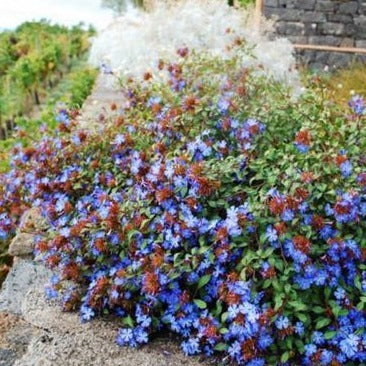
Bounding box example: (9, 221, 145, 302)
(8, 233, 36, 257)
(0, 259, 52, 315)
(0, 312, 41, 366)
(0, 260, 209, 366)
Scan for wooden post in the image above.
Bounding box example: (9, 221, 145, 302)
(255, 0, 263, 28)
(294, 44, 366, 54)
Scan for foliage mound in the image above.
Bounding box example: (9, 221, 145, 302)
(0, 48, 366, 365)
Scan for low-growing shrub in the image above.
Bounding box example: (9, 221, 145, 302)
(0, 48, 365, 365)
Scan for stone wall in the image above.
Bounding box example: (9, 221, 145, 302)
(263, 0, 366, 69)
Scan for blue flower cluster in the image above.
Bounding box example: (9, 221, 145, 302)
(0, 49, 365, 365)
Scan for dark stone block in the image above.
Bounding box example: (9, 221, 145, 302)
(314, 50, 332, 64)
(343, 23, 356, 36)
(276, 21, 305, 35)
(263, 0, 366, 68)
(356, 39, 366, 48)
(296, 49, 317, 65)
(309, 62, 329, 70)
(276, 8, 305, 21)
(302, 11, 327, 22)
(286, 35, 308, 43)
(340, 37, 355, 47)
(327, 14, 353, 23)
(319, 22, 345, 35)
(328, 52, 354, 68)
(315, 0, 336, 12)
(308, 35, 342, 46)
(264, 0, 279, 7)
(355, 16, 366, 35)
(263, 6, 282, 17)
(338, 1, 359, 14)
(304, 22, 320, 35)
(279, 0, 296, 9)
(294, 0, 316, 10)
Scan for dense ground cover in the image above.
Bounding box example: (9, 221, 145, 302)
(0, 46, 365, 365)
(0, 21, 93, 139)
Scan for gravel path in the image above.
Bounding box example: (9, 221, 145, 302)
(77, 73, 123, 130)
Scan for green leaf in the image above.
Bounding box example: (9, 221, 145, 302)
(281, 351, 290, 363)
(324, 331, 337, 340)
(312, 306, 325, 314)
(274, 294, 284, 310)
(295, 339, 304, 353)
(123, 315, 134, 328)
(274, 260, 284, 272)
(221, 312, 228, 323)
(288, 301, 307, 311)
(213, 301, 223, 317)
(198, 274, 211, 289)
(214, 343, 228, 351)
(315, 318, 332, 329)
(296, 313, 308, 323)
(194, 299, 207, 309)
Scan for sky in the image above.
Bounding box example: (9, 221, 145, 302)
(0, 0, 115, 30)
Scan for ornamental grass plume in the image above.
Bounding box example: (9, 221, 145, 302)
(89, 0, 301, 94)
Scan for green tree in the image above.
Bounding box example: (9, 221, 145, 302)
(101, 0, 143, 14)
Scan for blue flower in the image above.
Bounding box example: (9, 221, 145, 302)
(340, 334, 360, 358)
(304, 343, 317, 357)
(228, 340, 241, 359)
(348, 95, 364, 116)
(275, 315, 290, 330)
(116, 328, 134, 347)
(265, 225, 278, 242)
(312, 331, 324, 345)
(321, 350, 333, 365)
(247, 359, 265, 366)
(147, 96, 161, 107)
(134, 327, 149, 344)
(181, 338, 200, 355)
(44, 285, 58, 299)
(340, 160, 352, 177)
(258, 334, 273, 350)
(295, 321, 304, 335)
(334, 287, 346, 300)
(218, 98, 230, 114)
(114, 134, 125, 145)
(80, 305, 95, 322)
(295, 143, 309, 153)
(281, 209, 294, 222)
